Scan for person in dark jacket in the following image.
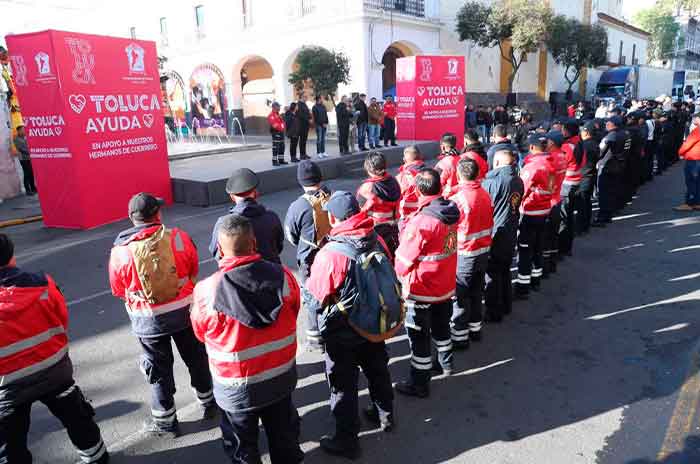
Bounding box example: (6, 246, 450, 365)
(624, 113, 643, 205)
(12, 125, 37, 195)
(493, 105, 509, 128)
(284, 160, 331, 348)
(191, 216, 304, 464)
(487, 124, 518, 169)
(336, 96, 353, 155)
(482, 148, 524, 321)
(209, 169, 284, 262)
(306, 192, 395, 459)
(514, 113, 536, 155)
(355, 93, 369, 151)
(577, 122, 599, 234)
(593, 116, 630, 226)
(284, 102, 300, 163)
(312, 96, 329, 157)
(297, 96, 312, 160)
(0, 234, 109, 464)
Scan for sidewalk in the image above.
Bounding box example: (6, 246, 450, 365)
(0, 194, 42, 226)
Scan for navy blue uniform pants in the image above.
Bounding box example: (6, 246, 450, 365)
(138, 326, 213, 423)
(485, 231, 515, 318)
(452, 254, 488, 338)
(406, 300, 453, 385)
(596, 171, 617, 222)
(324, 339, 394, 443)
(516, 215, 546, 289)
(558, 185, 577, 256)
(220, 395, 304, 464)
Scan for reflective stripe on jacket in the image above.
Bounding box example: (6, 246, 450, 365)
(435, 152, 460, 198)
(521, 153, 555, 216)
(450, 181, 494, 258)
(396, 161, 425, 219)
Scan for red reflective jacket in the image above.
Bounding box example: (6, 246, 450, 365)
(563, 135, 586, 187)
(679, 127, 700, 161)
(435, 150, 461, 198)
(450, 181, 494, 258)
(357, 174, 401, 226)
(383, 101, 397, 120)
(191, 255, 299, 409)
(521, 153, 555, 216)
(395, 195, 459, 303)
(0, 268, 69, 386)
(548, 147, 568, 206)
(109, 224, 199, 336)
(396, 161, 425, 218)
(268, 111, 285, 133)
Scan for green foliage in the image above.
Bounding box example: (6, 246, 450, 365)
(546, 16, 608, 92)
(456, 0, 553, 92)
(634, 5, 682, 62)
(288, 46, 351, 103)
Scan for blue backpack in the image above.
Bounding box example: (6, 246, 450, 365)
(322, 241, 405, 342)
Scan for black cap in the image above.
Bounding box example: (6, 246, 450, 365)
(527, 133, 548, 146)
(297, 160, 322, 187)
(607, 115, 624, 127)
(581, 121, 596, 133)
(323, 191, 359, 221)
(564, 120, 579, 135)
(0, 233, 14, 267)
(546, 130, 564, 146)
(128, 192, 164, 221)
(226, 168, 259, 195)
(537, 121, 551, 131)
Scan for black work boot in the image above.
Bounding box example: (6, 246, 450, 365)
(201, 402, 219, 421)
(319, 435, 360, 460)
(142, 418, 180, 439)
(394, 381, 430, 398)
(514, 283, 529, 300)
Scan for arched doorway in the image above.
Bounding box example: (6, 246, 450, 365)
(382, 41, 421, 98)
(163, 71, 187, 134)
(189, 63, 227, 136)
(234, 55, 275, 134)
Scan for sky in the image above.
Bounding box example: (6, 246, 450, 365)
(623, 0, 658, 20)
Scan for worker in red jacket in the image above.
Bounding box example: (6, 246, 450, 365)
(675, 112, 700, 211)
(462, 128, 489, 181)
(396, 145, 426, 222)
(382, 95, 397, 146)
(109, 193, 215, 438)
(0, 234, 108, 464)
(559, 121, 586, 256)
(357, 151, 401, 254)
(516, 134, 555, 299)
(449, 158, 494, 347)
(191, 215, 304, 464)
(435, 132, 461, 198)
(268, 102, 288, 166)
(543, 131, 567, 276)
(394, 169, 460, 398)
(305, 192, 395, 459)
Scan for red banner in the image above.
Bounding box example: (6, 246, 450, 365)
(396, 56, 466, 148)
(6, 30, 171, 229)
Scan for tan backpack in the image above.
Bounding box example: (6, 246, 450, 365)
(303, 190, 332, 247)
(127, 226, 179, 305)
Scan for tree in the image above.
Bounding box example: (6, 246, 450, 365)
(634, 5, 682, 63)
(456, 0, 553, 93)
(288, 46, 351, 103)
(546, 16, 608, 93)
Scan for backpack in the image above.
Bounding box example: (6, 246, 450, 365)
(303, 190, 332, 247)
(323, 241, 405, 342)
(127, 226, 179, 305)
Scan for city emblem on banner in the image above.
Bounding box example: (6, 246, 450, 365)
(125, 43, 145, 75)
(419, 58, 432, 82)
(34, 51, 57, 83)
(9, 55, 28, 86)
(65, 37, 96, 84)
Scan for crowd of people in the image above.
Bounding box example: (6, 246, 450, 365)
(2, 94, 699, 464)
(267, 94, 399, 165)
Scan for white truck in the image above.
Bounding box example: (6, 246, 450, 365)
(594, 65, 675, 107)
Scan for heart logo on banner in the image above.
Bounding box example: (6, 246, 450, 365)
(55, 127, 63, 136)
(416, 87, 426, 97)
(451, 97, 459, 105)
(143, 113, 154, 128)
(68, 94, 86, 114)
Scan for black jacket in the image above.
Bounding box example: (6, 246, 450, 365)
(284, 111, 299, 138)
(482, 165, 524, 245)
(487, 139, 518, 169)
(284, 185, 332, 279)
(580, 138, 600, 192)
(354, 100, 369, 124)
(297, 101, 311, 129)
(335, 103, 353, 127)
(312, 103, 328, 126)
(209, 199, 284, 263)
(598, 128, 630, 174)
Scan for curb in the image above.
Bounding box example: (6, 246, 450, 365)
(0, 215, 43, 229)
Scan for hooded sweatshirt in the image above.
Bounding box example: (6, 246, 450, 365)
(357, 174, 401, 226)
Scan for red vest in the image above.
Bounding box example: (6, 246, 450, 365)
(549, 148, 568, 206)
(357, 176, 400, 226)
(435, 152, 460, 198)
(396, 161, 424, 218)
(451, 182, 494, 258)
(563, 136, 586, 187)
(521, 153, 555, 216)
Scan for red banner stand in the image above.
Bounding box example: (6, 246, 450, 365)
(5, 30, 171, 229)
(396, 55, 466, 149)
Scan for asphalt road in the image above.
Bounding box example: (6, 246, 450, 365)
(7, 163, 700, 463)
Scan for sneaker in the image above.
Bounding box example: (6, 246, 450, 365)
(291, 157, 300, 163)
(362, 405, 395, 432)
(142, 419, 180, 439)
(391, 142, 398, 146)
(673, 204, 694, 212)
(300, 155, 311, 160)
(394, 381, 430, 398)
(278, 160, 289, 165)
(201, 402, 219, 421)
(319, 435, 360, 460)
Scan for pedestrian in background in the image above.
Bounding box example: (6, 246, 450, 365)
(268, 102, 287, 166)
(12, 125, 36, 195)
(674, 112, 700, 211)
(191, 215, 304, 464)
(368, 97, 383, 149)
(1, 234, 109, 464)
(383, 95, 397, 146)
(297, 94, 312, 160)
(355, 93, 369, 151)
(284, 102, 300, 163)
(109, 193, 216, 438)
(465, 104, 477, 132)
(312, 96, 329, 158)
(336, 96, 353, 155)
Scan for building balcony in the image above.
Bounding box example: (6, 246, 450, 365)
(364, 0, 427, 19)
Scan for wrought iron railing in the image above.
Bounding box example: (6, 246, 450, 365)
(364, 0, 425, 18)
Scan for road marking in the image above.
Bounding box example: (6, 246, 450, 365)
(657, 345, 700, 460)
